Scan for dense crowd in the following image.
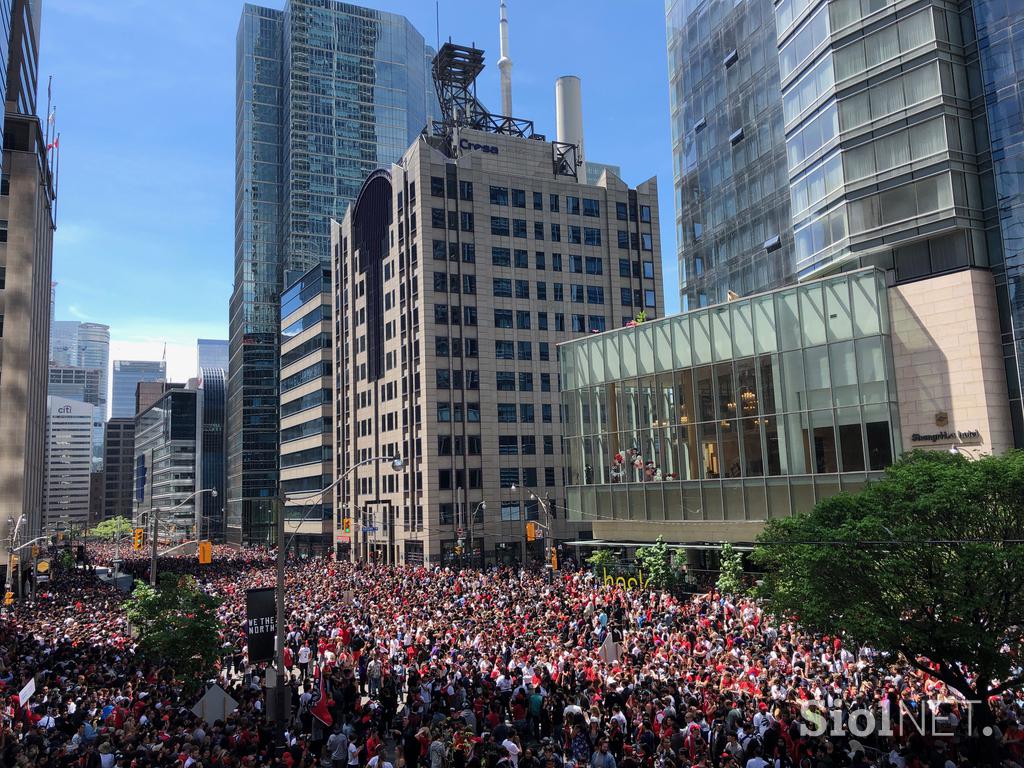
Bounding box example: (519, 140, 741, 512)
(1, 545, 1022, 768)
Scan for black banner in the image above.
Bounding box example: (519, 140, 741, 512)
(245, 587, 276, 663)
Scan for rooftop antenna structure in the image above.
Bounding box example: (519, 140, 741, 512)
(498, 0, 512, 117)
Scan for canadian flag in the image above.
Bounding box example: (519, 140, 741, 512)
(309, 663, 333, 727)
(47, 136, 59, 151)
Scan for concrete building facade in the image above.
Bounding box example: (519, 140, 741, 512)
(42, 396, 93, 532)
(279, 267, 333, 554)
(332, 46, 663, 565)
(102, 418, 135, 521)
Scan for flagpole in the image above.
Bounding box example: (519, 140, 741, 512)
(44, 76, 51, 148)
(53, 132, 60, 222)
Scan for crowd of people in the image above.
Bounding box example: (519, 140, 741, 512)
(0, 544, 1021, 768)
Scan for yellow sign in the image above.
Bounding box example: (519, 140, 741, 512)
(602, 567, 653, 590)
(35, 559, 49, 574)
(132, 528, 144, 550)
(197, 540, 212, 565)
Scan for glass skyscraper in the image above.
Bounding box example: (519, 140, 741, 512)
(666, 0, 795, 311)
(666, 0, 1024, 444)
(229, 0, 437, 545)
(111, 360, 166, 418)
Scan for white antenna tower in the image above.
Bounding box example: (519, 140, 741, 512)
(498, 0, 512, 116)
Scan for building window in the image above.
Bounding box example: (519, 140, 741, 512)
(496, 372, 515, 391)
(569, 255, 583, 273)
(645, 290, 656, 307)
(568, 226, 582, 244)
(533, 191, 543, 210)
(492, 247, 511, 267)
(572, 314, 586, 332)
(585, 256, 603, 275)
(571, 285, 585, 303)
(465, 370, 480, 389)
(490, 186, 509, 205)
(586, 286, 604, 304)
(511, 189, 526, 207)
(519, 372, 533, 391)
(640, 205, 651, 223)
(618, 231, 629, 249)
(643, 261, 655, 279)
(500, 435, 518, 455)
(567, 196, 580, 215)
(545, 467, 556, 486)
(439, 503, 455, 524)
(494, 309, 513, 328)
(435, 337, 449, 356)
(467, 403, 480, 422)
(534, 221, 544, 240)
(544, 435, 554, 455)
(513, 219, 527, 238)
(515, 280, 530, 299)
(541, 404, 552, 423)
(434, 304, 449, 324)
(497, 404, 517, 423)
(616, 201, 628, 220)
(518, 341, 532, 360)
(551, 223, 561, 242)
(539, 342, 550, 360)
(520, 404, 535, 422)
(492, 217, 510, 236)
(463, 275, 476, 294)
(465, 338, 478, 358)
(583, 198, 600, 217)
(462, 243, 476, 263)
(493, 278, 512, 297)
(459, 180, 473, 200)
(514, 249, 529, 268)
(537, 283, 547, 301)
(432, 208, 445, 228)
(433, 240, 446, 260)
(431, 177, 445, 196)
(496, 340, 514, 359)
(549, 193, 559, 212)
(437, 402, 451, 422)
(552, 253, 563, 271)
(589, 316, 607, 332)
(461, 212, 474, 232)
(554, 314, 565, 332)
(641, 233, 653, 251)
(540, 373, 551, 392)
(438, 434, 452, 455)
(621, 287, 633, 306)
(584, 228, 602, 246)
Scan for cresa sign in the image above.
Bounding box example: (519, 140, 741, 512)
(602, 567, 654, 590)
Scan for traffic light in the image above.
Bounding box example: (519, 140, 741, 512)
(132, 528, 144, 550)
(198, 540, 212, 565)
(551, 548, 559, 571)
(3, 591, 12, 606)
(30, 545, 39, 559)
(526, 522, 537, 542)
(341, 518, 351, 534)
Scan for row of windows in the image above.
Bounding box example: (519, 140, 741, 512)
(433, 337, 480, 358)
(434, 304, 478, 325)
(495, 403, 555, 423)
(493, 340, 554, 361)
(496, 466, 557, 489)
(498, 435, 556, 455)
(429, 175, 652, 223)
(436, 369, 481, 390)
(433, 246, 656, 276)
(495, 372, 553, 392)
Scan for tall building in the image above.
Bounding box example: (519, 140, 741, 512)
(666, 0, 793, 310)
(0, 0, 54, 565)
(331, 43, 663, 566)
(279, 267, 332, 554)
(197, 367, 226, 542)
(666, 0, 1024, 445)
(111, 359, 166, 418)
(42, 396, 93, 533)
(48, 365, 102, 405)
(50, 318, 78, 365)
(102, 418, 135, 521)
(229, 0, 438, 545)
(133, 388, 202, 538)
(196, 338, 228, 374)
(76, 322, 110, 411)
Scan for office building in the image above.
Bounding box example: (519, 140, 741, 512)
(228, 0, 438, 546)
(42, 396, 93, 532)
(102, 418, 135, 521)
(48, 365, 102, 405)
(332, 42, 663, 566)
(76, 322, 109, 410)
(0, 0, 54, 565)
(50, 318, 78, 365)
(561, 266, 1013, 560)
(666, 0, 1024, 444)
(197, 367, 226, 541)
(279, 267, 332, 554)
(196, 339, 228, 374)
(666, 0, 793, 311)
(111, 359, 166, 418)
(133, 388, 202, 538)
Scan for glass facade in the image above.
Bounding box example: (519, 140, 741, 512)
(229, 1, 436, 545)
(973, 1, 1024, 443)
(111, 360, 166, 418)
(666, 0, 794, 310)
(560, 268, 898, 526)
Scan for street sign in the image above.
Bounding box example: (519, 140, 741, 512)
(362, 526, 378, 533)
(457, 528, 465, 537)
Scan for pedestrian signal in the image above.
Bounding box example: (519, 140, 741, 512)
(198, 540, 212, 565)
(132, 528, 144, 550)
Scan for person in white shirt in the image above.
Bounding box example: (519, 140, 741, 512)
(502, 736, 522, 768)
(367, 745, 393, 768)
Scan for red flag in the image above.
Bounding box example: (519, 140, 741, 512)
(309, 663, 332, 727)
(46, 136, 59, 151)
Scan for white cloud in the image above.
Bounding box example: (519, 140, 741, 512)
(67, 304, 92, 320)
(107, 340, 202, 415)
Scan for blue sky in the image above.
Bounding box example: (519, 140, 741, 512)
(41, 0, 677, 381)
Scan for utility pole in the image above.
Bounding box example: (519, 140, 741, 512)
(273, 494, 288, 745)
(149, 507, 159, 587)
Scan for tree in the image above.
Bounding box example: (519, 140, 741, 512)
(124, 573, 222, 691)
(89, 516, 133, 540)
(753, 450, 1024, 731)
(716, 542, 744, 595)
(586, 548, 616, 571)
(634, 536, 674, 589)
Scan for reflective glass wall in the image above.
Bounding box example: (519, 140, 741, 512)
(560, 269, 898, 525)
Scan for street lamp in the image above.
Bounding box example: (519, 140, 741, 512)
(468, 501, 486, 568)
(270, 454, 404, 742)
(510, 484, 552, 569)
(149, 488, 218, 586)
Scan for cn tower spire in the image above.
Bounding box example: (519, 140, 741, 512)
(498, 0, 513, 116)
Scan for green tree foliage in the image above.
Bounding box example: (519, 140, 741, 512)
(124, 573, 222, 690)
(716, 542, 744, 595)
(586, 549, 616, 571)
(89, 516, 133, 540)
(753, 450, 1024, 724)
(634, 536, 674, 589)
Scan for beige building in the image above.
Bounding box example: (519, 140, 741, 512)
(0, 111, 56, 561)
(278, 266, 333, 555)
(331, 106, 663, 566)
